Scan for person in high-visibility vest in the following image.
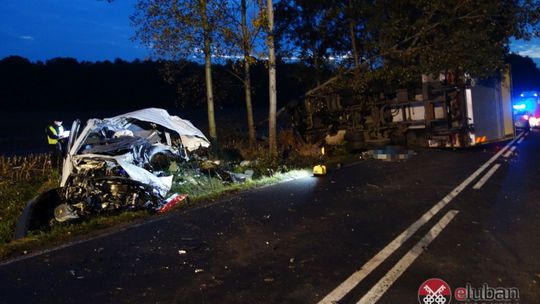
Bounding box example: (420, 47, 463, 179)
(46, 120, 65, 169)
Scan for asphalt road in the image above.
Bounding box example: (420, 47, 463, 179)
(1, 131, 539, 304)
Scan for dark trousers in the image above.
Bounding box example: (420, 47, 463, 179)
(49, 143, 63, 171)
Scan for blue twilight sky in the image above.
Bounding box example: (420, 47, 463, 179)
(0, 0, 149, 62)
(1, 0, 539, 64)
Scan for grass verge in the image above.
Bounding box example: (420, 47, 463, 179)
(0, 169, 312, 261)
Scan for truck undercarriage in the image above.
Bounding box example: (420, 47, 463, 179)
(290, 70, 514, 148)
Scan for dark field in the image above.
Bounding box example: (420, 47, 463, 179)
(0, 106, 270, 156)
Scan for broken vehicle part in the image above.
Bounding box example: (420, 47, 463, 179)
(158, 193, 188, 213)
(54, 204, 79, 222)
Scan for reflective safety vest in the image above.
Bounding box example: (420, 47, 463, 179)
(47, 125, 64, 145)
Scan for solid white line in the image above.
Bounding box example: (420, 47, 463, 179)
(356, 210, 459, 304)
(472, 164, 501, 189)
(517, 137, 525, 144)
(503, 146, 516, 158)
(317, 133, 523, 304)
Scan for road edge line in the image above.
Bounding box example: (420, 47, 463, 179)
(472, 164, 501, 189)
(503, 146, 516, 158)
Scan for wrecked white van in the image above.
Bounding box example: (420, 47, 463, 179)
(15, 108, 209, 237)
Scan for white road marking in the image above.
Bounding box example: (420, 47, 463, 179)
(472, 164, 501, 189)
(503, 146, 516, 158)
(517, 137, 525, 144)
(356, 210, 459, 304)
(317, 133, 523, 304)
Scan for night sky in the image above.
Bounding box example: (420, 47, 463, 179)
(0, 0, 539, 65)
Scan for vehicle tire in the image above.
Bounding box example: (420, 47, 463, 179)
(13, 188, 62, 239)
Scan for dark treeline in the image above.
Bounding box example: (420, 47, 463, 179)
(0, 56, 318, 112)
(1, 54, 539, 114)
(506, 54, 540, 95)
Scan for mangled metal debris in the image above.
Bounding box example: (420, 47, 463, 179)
(58, 108, 208, 220)
(15, 108, 209, 237)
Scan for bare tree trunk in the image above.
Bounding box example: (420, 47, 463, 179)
(314, 50, 321, 86)
(201, 0, 217, 144)
(348, 0, 359, 67)
(242, 0, 256, 147)
(266, 0, 277, 156)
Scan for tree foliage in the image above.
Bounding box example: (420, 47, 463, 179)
(275, 0, 349, 84)
(275, 0, 540, 85)
(366, 0, 540, 81)
(132, 0, 226, 143)
(131, 0, 224, 61)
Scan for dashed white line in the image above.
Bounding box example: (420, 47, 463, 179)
(356, 210, 459, 304)
(317, 133, 523, 304)
(517, 137, 525, 144)
(472, 164, 501, 189)
(503, 146, 516, 158)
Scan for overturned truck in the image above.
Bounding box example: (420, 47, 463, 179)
(15, 108, 209, 238)
(290, 70, 515, 148)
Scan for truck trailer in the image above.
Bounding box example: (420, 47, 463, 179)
(290, 69, 514, 148)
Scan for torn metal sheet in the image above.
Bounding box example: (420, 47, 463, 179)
(116, 158, 173, 196)
(107, 108, 210, 151)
